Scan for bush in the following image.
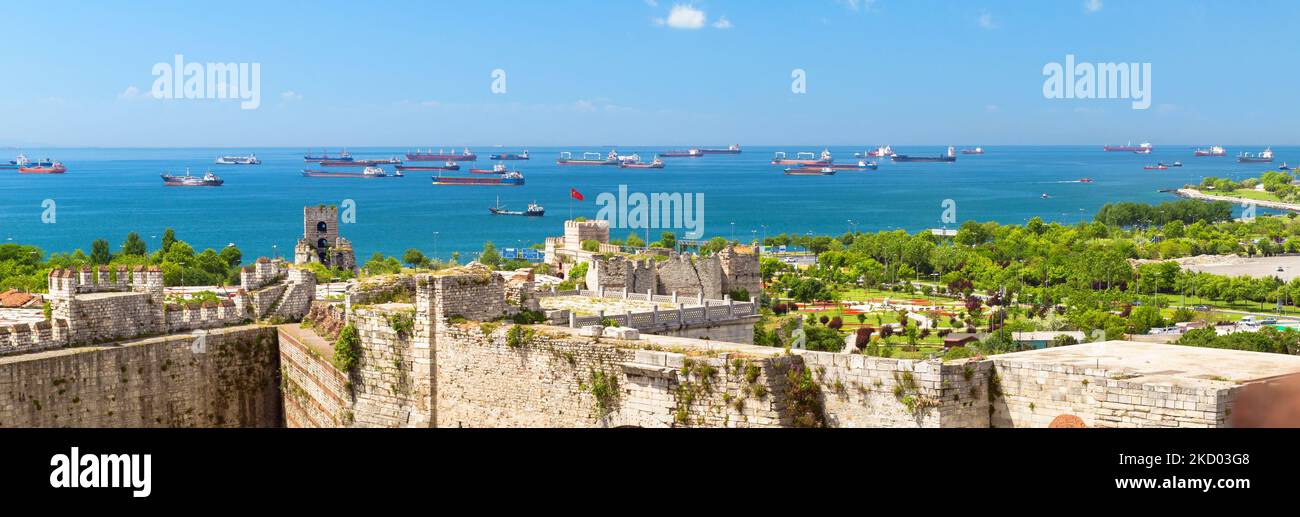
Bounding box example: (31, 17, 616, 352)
(332, 325, 361, 372)
(943, 346, 977, 362)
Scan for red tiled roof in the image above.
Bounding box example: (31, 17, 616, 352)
(0, 289, 35, 308)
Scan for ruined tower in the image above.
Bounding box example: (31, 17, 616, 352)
(295, 205, 357, 271)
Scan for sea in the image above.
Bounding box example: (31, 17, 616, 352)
(0, 146, 1291, 262)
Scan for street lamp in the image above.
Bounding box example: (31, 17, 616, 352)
(433, 231, 440, 262)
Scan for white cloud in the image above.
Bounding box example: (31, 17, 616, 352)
(1084, 0, 1103, 13)
(712, 16, 733, 29)
(839, 0, 876, 11)
(985, 104, 1001, 113)
(977, 12, 997, 29)
(280, 90, 303, 102)
(117, 85, 143, 100)
(664, 4, 707, 29)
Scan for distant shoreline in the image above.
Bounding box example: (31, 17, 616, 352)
(1174, 188, 1300, 213)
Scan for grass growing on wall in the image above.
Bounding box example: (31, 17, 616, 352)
(332, 324, 361, 372)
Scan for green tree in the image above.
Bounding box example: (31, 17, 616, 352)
(402, 248, 427, 268)
(121, 232, 148, 256)
(161, 228, 177, 253)
(90, 239, 112, 265)
(478, 241, 502, 267)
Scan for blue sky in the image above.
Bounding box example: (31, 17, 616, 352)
(3, 0, 1297, 147)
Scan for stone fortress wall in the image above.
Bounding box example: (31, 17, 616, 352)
(545, 219, 762, 301)
(5, 214, 1300, 429)
(281, 262, 1298, 429)
(1, 258, 314, 358)
(0, 325, 281, 427)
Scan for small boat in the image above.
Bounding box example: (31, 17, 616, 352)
(1238, 147, 1274, 163)
(18, 160, 66, 174)
(892, 146, 957, 163)
(620, 156, 665, 169)
(488, 197, 544, 216)
(304, 149, 352, 162)
(396, 162, 459, 172)
(659, 148, 703, 158)
(827, 160, 878, 170)
(161, 168, 222, 186)
(854, 145, 893, 158)
(1079, 178, 1094, 183)
(773, 149, 832, 166)
(784, 166, 836, 176)
(697, 144, 741, 154)
(215, 154, 260, 165)
(1104, 141, 1152, 153)
(406, 148, 477, 162)
(1280, 163, 1292, 171)
(1143, 164, 1168, 170)
(960, 147, 985, 155)
(301, 166, 389, 178)
(1194, 145, 1227, 157)
(556, 150, 619, 166)
(1169, 161, 1182, 167)
(470, 163, 514, 174)
(1041, 193, 1050, 199)
(433, 171, 525, 186)
(489, 150, 529, 160)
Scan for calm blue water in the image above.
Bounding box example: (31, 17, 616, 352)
(0, 146, 1290, 262)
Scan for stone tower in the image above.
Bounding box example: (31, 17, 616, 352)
(295, 205, 357, 271)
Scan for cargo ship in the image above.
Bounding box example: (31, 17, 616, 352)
(433, 171, 524, 186)
(18, 161, 66, 174)
(406, 148, 477, 162)
(659, 148, 703, 158)
(301, 166, 390, 178)
(1143, 164, 1168, 170)
(892, 146, 957, 163)
(215, 154, 260, 165)
(396, 162, 459, 172)
(772, 150, 832, 166)
(556, 150, 619, 166)
(470, 163, 515, 174)
(1238, 147, 1274, 163)
(854, 145, 893, 158)
(1194, 145, 1227, 157)
(960, 147, 985, 155)
(4, 154, 54, 169)
(698, 144, 741, 154)
(620, 155, 665, 169)
(161, 168, 222, 186)
(304, 149, 352, 162)
(827, 161, 878, 170)
(319, 157, 402, 167)
(488, 197, 544, 216)
(784, 166, 836, 176)
(1103, 142, 1152, 153)
(489, 150, 529, 160)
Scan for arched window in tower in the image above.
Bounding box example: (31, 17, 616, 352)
(317, 238, 329, 249)
(317, 221, 328, 233)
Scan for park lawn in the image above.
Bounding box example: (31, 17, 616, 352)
(1214, 189, 1283, 203)
(835, 287, 955, 305)
(1152, 292, 1298, 317)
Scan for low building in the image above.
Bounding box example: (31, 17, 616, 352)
(1011, 331, 1086, 349)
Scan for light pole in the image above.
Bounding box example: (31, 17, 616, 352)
(433, 231, 440, 262)
(272, 244, 277, 260)
(730, 222, 735, 243)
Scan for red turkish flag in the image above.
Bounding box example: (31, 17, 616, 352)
(570, 188, 584, 201)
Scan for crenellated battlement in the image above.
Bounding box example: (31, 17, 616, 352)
(47, 265, 162, 298)
(240, 257, 289, 291)
(0, 319, 69, 356)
